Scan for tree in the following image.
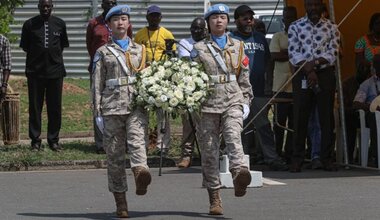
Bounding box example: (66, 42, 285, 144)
(0, 0, 25, 40)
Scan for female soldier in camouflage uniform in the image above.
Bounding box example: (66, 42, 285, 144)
(92, 5, 151, 218)
(191, 3, 253, 216)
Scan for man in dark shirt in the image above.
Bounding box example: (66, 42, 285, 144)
(230, 5, 288, 171)
(288, 0, 340, 172)
(86, 0, 133, 72)
(20, 0, 69, 152)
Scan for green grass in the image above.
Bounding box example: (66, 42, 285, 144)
(0, 137, 187, 167)
(1, 77, 187, 167)
(10, 77, 93, 134)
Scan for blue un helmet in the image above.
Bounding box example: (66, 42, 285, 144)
(204, 3, 230, 21)
(105, 5, 131, 21)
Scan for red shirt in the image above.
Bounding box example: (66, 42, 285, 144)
(86, 15, 132, 72)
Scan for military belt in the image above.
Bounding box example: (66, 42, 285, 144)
(106, 76, 136, 89)
(210, 74, 236, 84)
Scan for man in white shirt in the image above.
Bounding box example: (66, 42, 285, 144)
(176, 17, 207, 168)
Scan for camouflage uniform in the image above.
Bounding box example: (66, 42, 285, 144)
(192, 35, 253, 190)
(92, 39, 149, 192)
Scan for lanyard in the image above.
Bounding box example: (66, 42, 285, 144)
(147, 27, 160, 61)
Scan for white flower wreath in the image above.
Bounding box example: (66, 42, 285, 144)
(134, 58, 211, 114)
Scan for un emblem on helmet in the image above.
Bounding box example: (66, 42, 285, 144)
(218, 5, 225, 12)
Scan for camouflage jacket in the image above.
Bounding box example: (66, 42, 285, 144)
(192, 35, 253, 113)
(92, 39, 145, 116)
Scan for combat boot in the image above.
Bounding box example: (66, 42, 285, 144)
(177, 156, 191, 168)
(231, 167, 251, 197)
(113, 192, 128, 218)
(132, 166, 152, 195)
(207, 189, 223, 215)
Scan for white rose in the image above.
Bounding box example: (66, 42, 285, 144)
(160, 95, 168, 102)
(201, 72, 209, 81)
(190, 67, 199, 74)
(186, 97, 195, 107)
(183, 76, 192, 83)
(148, 96, 155, 104)
(185, 81, 196, 94)
(155, 97, 162, 107)
(174, 89, 184, 100)
(192, 91, 203, 101)
(164, 61, 172, 68)
(169, 97, 179, 107)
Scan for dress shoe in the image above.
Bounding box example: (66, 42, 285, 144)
(289, 162, 302, 173)
(96, 148, 106, 154)
(322, 161, 338, 171)
(49, 143, 63, 152)
(31, 143, 41, 151)
(311, 158, 323, 170)
(268, 159, 289, 171)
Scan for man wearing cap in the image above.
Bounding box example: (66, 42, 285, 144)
(92, 5, 151, 218)
(135, 5, 176, 157)
(191, 3, 253, 215)
(176, 17, 207, 168)
(230, 5, 289, 171)
(353, 54, 380, 167)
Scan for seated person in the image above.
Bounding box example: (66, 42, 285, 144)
(352, 54, 380, 167)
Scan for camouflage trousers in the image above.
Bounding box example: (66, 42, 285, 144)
(193, 105, 246, 190)
(103, 108, 149, 192)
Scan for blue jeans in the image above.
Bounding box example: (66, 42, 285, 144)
(308, 106, 321, 160)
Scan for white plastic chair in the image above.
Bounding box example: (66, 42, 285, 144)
(358, 109, 380, 168)
(375, 111, 380, 169)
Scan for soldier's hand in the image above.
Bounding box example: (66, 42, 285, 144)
(242, 104, 250, 120)
(95, 116, 104, 134)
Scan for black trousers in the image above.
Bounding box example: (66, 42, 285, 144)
(292, 67, 336, 164)
(273, 92, 293, 161)
(27, 76, 63, 145)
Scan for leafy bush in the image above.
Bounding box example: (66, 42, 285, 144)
(0, 0, 25, 41)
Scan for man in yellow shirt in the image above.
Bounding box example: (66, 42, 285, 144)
(135, 5, 176, 62)
(135, 5, 176, 156)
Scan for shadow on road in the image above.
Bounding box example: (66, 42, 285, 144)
(18, 211, 233, 219)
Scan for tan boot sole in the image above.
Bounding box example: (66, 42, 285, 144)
(116, 210, 128, 218)
(234, 169, 251, 197)
(136, 169, 152, 195)
(177, 158, 191, 168)
(209, 206, 223, 215)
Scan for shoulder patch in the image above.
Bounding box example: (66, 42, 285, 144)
(93, 52, 101, 63)
(190, 48, 199, 59)
(92, 52, 102, 73)
(242, 56, 249, 67)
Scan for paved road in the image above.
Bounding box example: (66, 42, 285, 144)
(0, 166, 379, 220)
